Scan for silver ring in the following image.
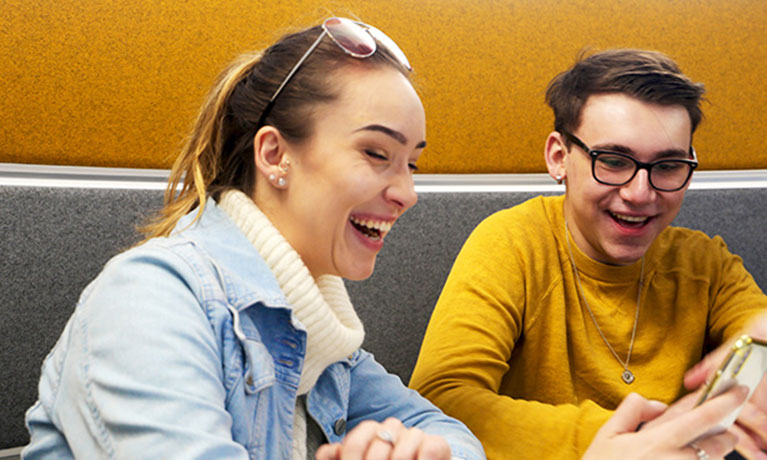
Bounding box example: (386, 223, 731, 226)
(376, 429, 396, 446)
(689, 442, 709, 460)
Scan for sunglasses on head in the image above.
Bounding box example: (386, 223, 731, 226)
(256, 17, 412, 128)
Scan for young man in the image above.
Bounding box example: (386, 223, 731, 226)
(409, 49, 767, 459)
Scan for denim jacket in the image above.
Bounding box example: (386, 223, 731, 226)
(24, 199, 484, 460)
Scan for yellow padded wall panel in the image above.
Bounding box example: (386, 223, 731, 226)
(1, 0, 766, 173)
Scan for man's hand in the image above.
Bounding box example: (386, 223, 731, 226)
(582, 387, 747, 460)
(684, 316, 767, 460)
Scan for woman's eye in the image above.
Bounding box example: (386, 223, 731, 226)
(408, 163, 419, 172)
(365, 150, 387, 161)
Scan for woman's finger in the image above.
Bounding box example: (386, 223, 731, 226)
(415, 434, 452, 460)
(359, 418, 406, 460)
(388, 427, 425, 459)
(316, 442, 342, 460)
(338, 420, 387, 460)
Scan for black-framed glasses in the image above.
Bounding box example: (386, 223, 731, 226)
(256, 17, 412, 128)
(563, 131, 698, 192)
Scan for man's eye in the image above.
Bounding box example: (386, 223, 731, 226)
(655, 162, 684, 172)
(598, 155, 632, 169)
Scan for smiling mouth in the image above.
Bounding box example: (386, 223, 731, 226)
(350, 216, 393, 241)
(609, 211, 650, 228)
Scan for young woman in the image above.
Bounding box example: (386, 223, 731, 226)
(23, 18, 483, 460)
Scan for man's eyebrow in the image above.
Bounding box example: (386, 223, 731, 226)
(355, 124, 426, 149)
(593, 143, 690, 159)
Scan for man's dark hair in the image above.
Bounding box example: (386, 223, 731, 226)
(545, 49, 706, 137)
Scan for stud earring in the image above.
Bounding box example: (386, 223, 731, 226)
(555, 174, 564, 185)
(277, 177, 286, 187)
(279, 159, 290, 173)
(268, 173, 276, 182)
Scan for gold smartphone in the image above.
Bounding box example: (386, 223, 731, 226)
(695, 334, 767, 437)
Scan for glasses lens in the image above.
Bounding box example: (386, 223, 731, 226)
(365, 24, 412, 70)
(324, 17, 376, 58)
(650, 161, 693, 191)
(593, 152, 636, 185)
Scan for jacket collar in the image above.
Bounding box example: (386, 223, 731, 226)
(173, 197, 291, 312)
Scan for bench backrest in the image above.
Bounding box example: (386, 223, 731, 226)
(1, 176, 766, 450)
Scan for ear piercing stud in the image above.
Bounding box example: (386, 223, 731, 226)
(269, 159, 290, 188)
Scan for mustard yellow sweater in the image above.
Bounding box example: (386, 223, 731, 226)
(409, 195, 766, 460)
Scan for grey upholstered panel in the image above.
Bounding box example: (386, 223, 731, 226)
(1, 186, 765, 450)
(345, 192, 546, 385)
(673, 188, 767, 286)
(0, 187, 163, 450)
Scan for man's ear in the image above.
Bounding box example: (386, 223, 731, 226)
(544, 131, 568, 183)
(253, 126, 288, 182)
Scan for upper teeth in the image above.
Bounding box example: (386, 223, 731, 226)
(350, 216, 393, 233)
(612, 212, 647, 223)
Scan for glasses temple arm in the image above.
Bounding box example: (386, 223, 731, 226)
(689, 146, 699, 165)
(256, 29, 328, 128)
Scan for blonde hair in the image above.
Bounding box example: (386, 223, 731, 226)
(141, 52, 262, 239)
(140, 23, 411, 241)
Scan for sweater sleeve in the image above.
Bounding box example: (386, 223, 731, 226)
(409, 208, 612, 460)
(705, 235, 767, 344)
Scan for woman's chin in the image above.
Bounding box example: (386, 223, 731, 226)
(339, 259, 377, 281)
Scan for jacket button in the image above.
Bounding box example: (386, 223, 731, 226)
(333, 418, 346, 435)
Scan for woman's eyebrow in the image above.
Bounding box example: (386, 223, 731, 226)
(355, 124, 427, 149)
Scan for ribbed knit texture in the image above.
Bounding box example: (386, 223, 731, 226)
(219, 190, 364, 460)
(218, 190, 365, 395)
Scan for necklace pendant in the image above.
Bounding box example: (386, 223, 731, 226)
(621, 369, 635, 384)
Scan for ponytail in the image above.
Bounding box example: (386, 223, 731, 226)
(139, 52, 263, 239)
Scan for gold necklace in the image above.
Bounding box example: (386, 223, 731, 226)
(564, 220, 644, 385)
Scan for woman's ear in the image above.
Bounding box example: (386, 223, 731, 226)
(544, 131, 568, 184)
(253, 126, 290, 188)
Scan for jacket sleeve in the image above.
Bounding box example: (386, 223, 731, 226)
(25, 244, 250, 460)
(409, 213, 612, 460)
(345, 349, 486, 460)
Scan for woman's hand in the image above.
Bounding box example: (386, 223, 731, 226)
(582, 386, 749, 460)
(315, 417, 451, 460)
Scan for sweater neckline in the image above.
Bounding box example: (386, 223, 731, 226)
(549, 195, 646, 283)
